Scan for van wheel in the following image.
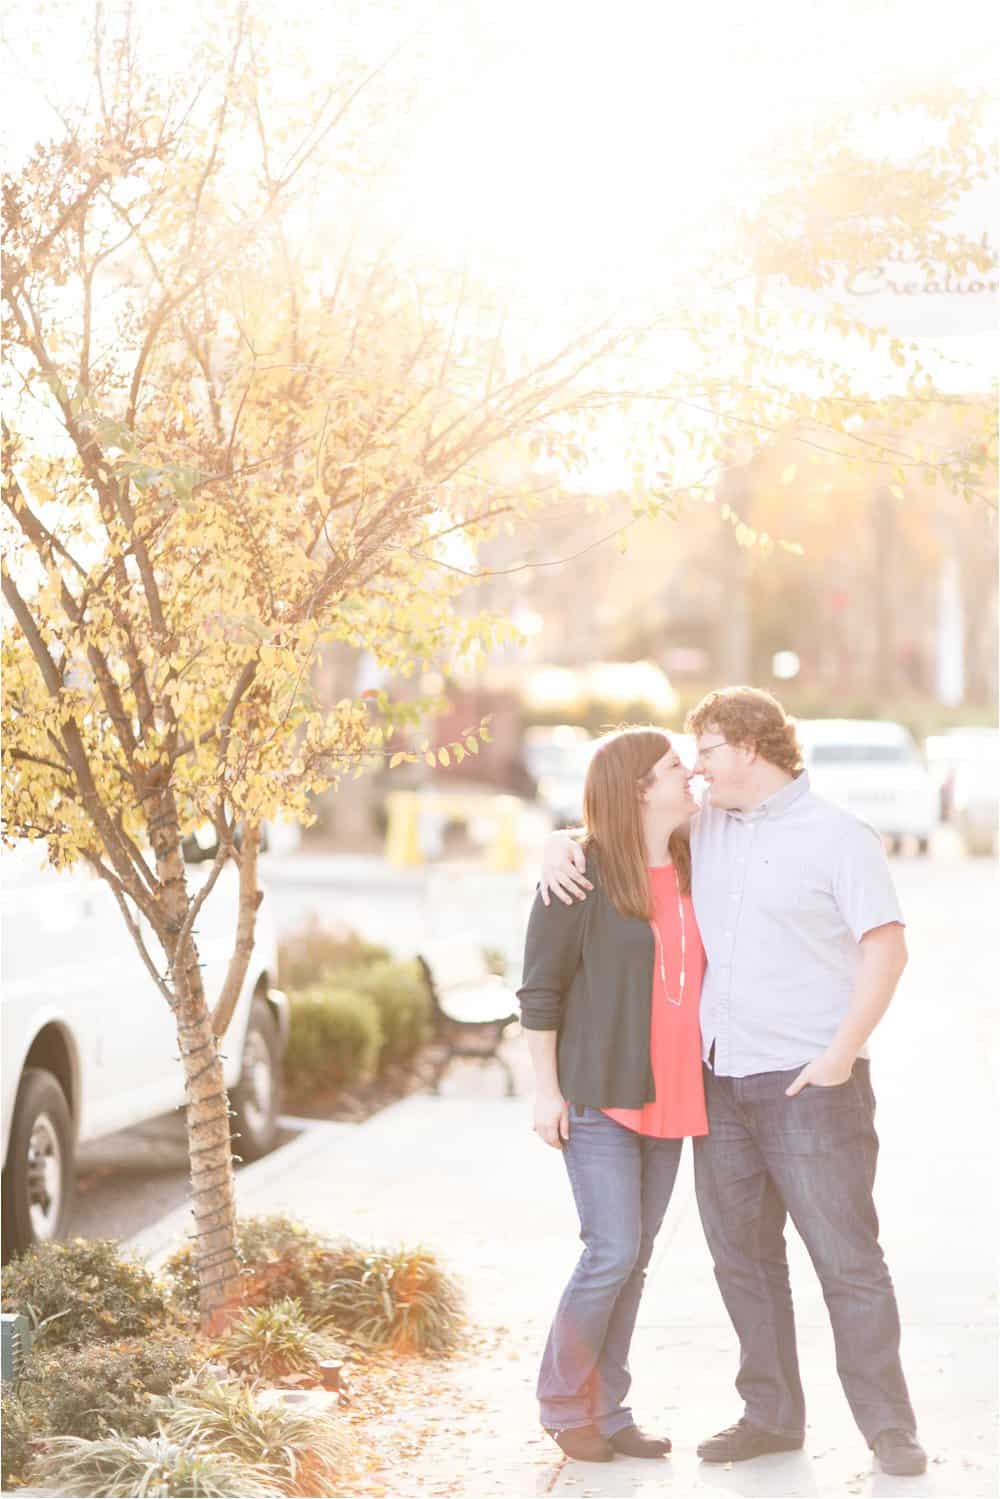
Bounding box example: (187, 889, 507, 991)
(1, 1069, 74, 1262)
(230, 998, 280, 1163)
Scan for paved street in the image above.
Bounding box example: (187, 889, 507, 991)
(68, 1118, 301, 1244)
(117, 843, 998, 1498)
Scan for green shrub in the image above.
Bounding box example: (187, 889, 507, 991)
(1, 1386, 35, 1488)
(215, 1299, 340, 1382)
(341, 959, 433, 1069)
(312, 1243, 465, 1355)
(31, 1433, 282, 1498)
(278, 921, 390, 992)
(234, 1214, 326, 1268)
(165, 1216, 329, 1320)
(1, 1239, 171, 1348)
(284, 984, 382, 1094)
(157, 1376, 353, 1496)
(19, 1335, 201, 1441)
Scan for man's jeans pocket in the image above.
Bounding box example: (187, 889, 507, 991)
(779, 1076, 866, 1153)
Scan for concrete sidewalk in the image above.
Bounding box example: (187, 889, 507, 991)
(127, 862, 998, 1498)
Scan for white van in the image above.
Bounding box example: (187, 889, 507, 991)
(1, 839, 288, 1259)
(797, 719, 939, 853)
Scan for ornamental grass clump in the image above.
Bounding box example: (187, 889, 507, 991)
(157, 1377, 354, 1496)
(1, 1238, 171, 1348)
(31, 1433, 282, 1498)
(215, 1298, 340, 1381)
(313, 1243, 465, 1354)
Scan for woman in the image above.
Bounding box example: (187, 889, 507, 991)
(517, 728, 707, 1463)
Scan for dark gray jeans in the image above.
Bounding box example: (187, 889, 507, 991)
(693, 1060, 917, 1443)
(537, 1106, 683, 1437)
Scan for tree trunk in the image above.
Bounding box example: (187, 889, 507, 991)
(176, 986, 243, 1334)
(149, 790, 242, 1333)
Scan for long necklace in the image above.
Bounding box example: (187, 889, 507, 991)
(651, 870, 686, 1008)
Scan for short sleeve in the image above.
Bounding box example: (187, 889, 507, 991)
(831, 819, 905, 942)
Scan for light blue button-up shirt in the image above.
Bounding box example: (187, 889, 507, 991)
(690, 771, 904, 1078)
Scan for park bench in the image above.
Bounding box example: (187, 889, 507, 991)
(417, 937, 519, 1097)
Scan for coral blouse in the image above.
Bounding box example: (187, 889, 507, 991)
(602, 864, 708, 1139)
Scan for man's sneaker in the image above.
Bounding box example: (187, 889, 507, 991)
(697, 1417, 804, 1463)
(545, 1424, 614, 1462)
(871, 1429, 927, 1476)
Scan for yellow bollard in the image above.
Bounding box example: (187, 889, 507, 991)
(487, 795, 522, 871)
(385, 791, 423, 867)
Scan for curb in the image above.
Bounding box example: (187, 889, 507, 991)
(124, 1116, 356, 1269)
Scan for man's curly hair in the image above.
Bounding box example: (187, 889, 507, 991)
(685, 686, 804, 776)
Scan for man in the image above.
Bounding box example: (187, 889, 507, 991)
(540, 686, 926, 1477)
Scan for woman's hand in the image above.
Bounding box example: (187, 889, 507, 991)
(540, 831, 592, 907)
(534, 1089, 571, 1149)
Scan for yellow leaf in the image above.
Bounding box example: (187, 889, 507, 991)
(465, 737, 479, 754)
(425, 751, 436, 768)
(437, 747, 450, 767)
(389, 752, 406, 769)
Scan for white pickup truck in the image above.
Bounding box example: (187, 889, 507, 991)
(1, 839, 288, 1260)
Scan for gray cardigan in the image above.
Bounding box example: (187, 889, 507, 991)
(517, 849, 659, 1109)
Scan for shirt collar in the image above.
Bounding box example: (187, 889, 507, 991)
(728, 770, 811, 823)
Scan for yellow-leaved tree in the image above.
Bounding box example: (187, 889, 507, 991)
(0, 5, 655, 1324)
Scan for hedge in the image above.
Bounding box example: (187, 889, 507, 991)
(277, 921, 390, 992)
(339, 958, 433, 1069)
(283, 984, 383, 1094)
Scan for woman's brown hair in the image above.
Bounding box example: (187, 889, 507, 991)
(582, 727, 692, 920)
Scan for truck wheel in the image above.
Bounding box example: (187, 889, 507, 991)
(230, 998, 281, 1163)
(1, 1069, 74, 1262)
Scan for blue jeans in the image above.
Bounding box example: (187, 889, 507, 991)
(693, 1061, 917, 1443)
(537, 1106, 683, 1437)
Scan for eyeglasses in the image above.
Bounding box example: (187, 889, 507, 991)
(696, 740, 730, 759)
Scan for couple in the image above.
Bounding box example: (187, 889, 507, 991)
(517, 686, 926, 1477)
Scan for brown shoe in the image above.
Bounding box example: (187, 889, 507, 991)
(871, 1429, 927, 1476)
(697, 1417, 804, 1463)
(609, 1425, 671, 1458)
(546, 1424, 614, 1461)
